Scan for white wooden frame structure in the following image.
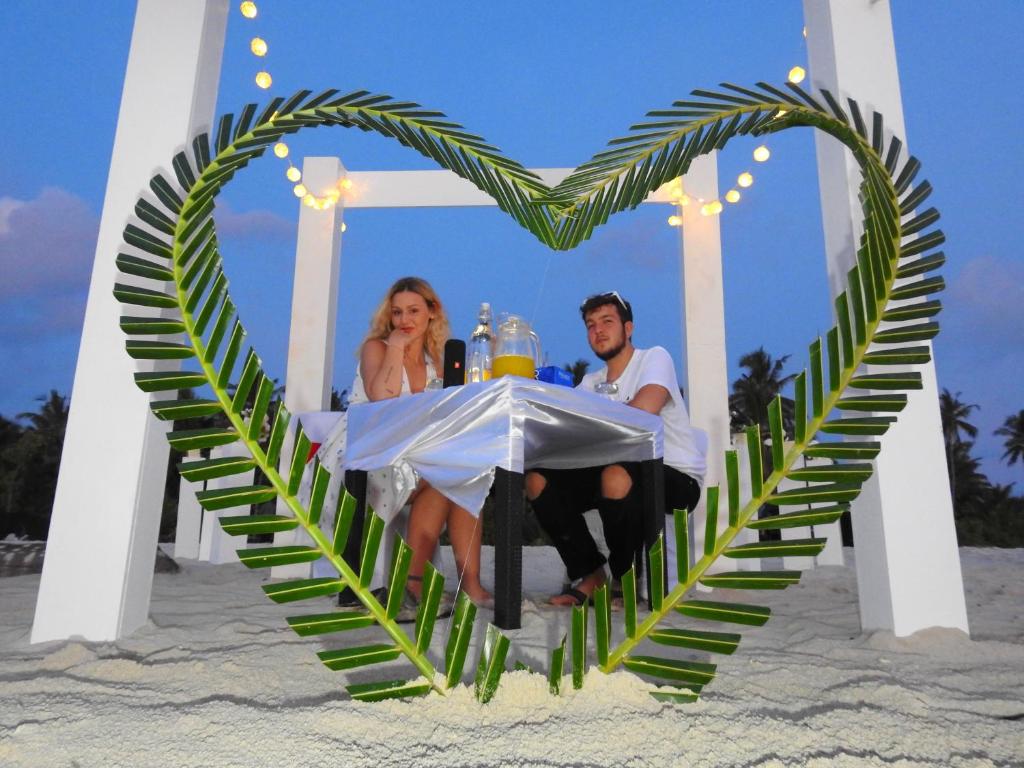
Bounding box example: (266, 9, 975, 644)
(32, 0, 967, 644)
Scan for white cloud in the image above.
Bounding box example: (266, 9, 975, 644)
(0, 187, 97, 335)
(0, 187, 97, 301)
(213, 200, 295, 240)
(948, 254, 1024, 343)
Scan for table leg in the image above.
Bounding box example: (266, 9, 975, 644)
(639, 459, 666, 609)
(493, 467, 523, 630)
(339, 470, 368, 604)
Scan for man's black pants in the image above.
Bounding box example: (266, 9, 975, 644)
(529, 463, 701, 581)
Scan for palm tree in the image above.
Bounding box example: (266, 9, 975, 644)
(5, 391, 71, 539)
(995, 410, 1024, 468)
(0, 415, 24, 534)
(18, 390, 69, 444)
(563, 359, 590, 386)
(729, 347, 796, 436)
(948, 440, 992, 514)
(939, 389, 979, 500)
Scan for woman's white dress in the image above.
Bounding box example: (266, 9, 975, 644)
(311, 356, 437, 586)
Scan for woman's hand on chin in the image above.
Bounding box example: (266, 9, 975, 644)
(387, 328, 411, 350)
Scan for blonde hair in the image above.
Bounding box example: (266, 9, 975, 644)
(362, 276, 450, 365)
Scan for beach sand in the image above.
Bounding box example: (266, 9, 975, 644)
(1, 546, 1021, 767)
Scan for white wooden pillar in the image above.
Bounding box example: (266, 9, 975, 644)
(174, 450, 203, 559)
(31, 0, 228, 643)
(804, 0, 968, 634)
(199, 444, 256, 564)
(731, 433, 761, 572)
(679, 153, 731, 577)
(270, 157, 346, 578)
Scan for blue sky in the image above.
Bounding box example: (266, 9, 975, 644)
(1, 1, 1021, 486)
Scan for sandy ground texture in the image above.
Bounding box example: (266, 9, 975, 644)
(1, 546, 1022, 767)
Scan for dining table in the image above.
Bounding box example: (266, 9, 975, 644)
(308, 375, 667, 629)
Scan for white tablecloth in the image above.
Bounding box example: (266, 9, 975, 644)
(307, 376, 663, 514)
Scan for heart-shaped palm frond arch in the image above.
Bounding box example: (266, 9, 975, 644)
(114, 82, 944, 702)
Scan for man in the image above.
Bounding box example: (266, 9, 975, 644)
(526, 291, 706, 605)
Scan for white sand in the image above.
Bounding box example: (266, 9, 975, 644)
(1, 546, 1022, 767)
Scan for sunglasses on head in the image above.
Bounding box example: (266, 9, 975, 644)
(579, 291, 629, 313)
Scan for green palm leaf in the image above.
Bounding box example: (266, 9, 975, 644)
(115, 81, 946, 704)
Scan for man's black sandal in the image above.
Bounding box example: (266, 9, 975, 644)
(553, 585, 590, 606)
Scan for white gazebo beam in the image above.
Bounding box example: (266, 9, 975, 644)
(332, 167, 687, 209)
(804, 0, 968, 635)
(32, 0, 228, 643)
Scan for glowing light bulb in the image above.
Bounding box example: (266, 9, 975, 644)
(320, 197, 334, 209)
(303, 193, 316, 207)
(240, 2, 257, 19)
(255, 71, 272, 89)
(700, 200, 723, 216)
(340, 178, 353, 190)
(802, 26, 807, 39)
(273, 142, 289, 158)
(775, 109, 788, 118)
(340, 222, 347, 232)
(678, 194, 690, 207)
(293, 184, 307, 198)
(753, 145, 770, 162)
(667, 215, 682, 227)
(725, 189, 741, 203)
(788, 66, 806, 84)
(250, 37, 268, 57)
(737, 172, 753, 188)
(286, 166, 301, 182)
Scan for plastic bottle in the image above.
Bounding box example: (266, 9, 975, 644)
(466, 302, 494, 383)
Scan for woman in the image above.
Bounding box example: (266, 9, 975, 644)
(350, 276, 491, 608)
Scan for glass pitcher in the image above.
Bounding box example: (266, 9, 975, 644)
(492, 313, 542, 379)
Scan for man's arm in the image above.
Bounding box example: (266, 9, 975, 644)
(628, 383, 670, 415)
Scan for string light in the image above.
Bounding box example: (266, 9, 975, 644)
(737, 172, 753, 188)
(250, 37, 268, 57)
(700, 200, 723, 216)
(240, 1, 257, 19)
(341, 222, 347, 232)
(273, 142, 289, 158)
(788, 66, 806, 84)
(725, 189, 741, 203)
(667, 214, 682, 227)
(286, 166, 301, 182)
(293, 184, 308, 198)
(255, 71, 272, 89)
(753, 145, 770, 162)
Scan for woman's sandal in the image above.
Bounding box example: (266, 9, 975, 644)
(395, 574, 454, 624)
(463, 592, 495, 610)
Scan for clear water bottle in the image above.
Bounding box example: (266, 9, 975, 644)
(466, 302, 494, 383)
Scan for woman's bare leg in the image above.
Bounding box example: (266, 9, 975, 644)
(446, 504, 491, 603)
(405, 484, 449, 598)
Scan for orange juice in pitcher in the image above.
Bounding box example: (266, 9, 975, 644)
(492, 354, 536, 379)
(492, 314, 541, 379)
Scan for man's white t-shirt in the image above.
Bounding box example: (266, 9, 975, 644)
(578, 346, 706, 483)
